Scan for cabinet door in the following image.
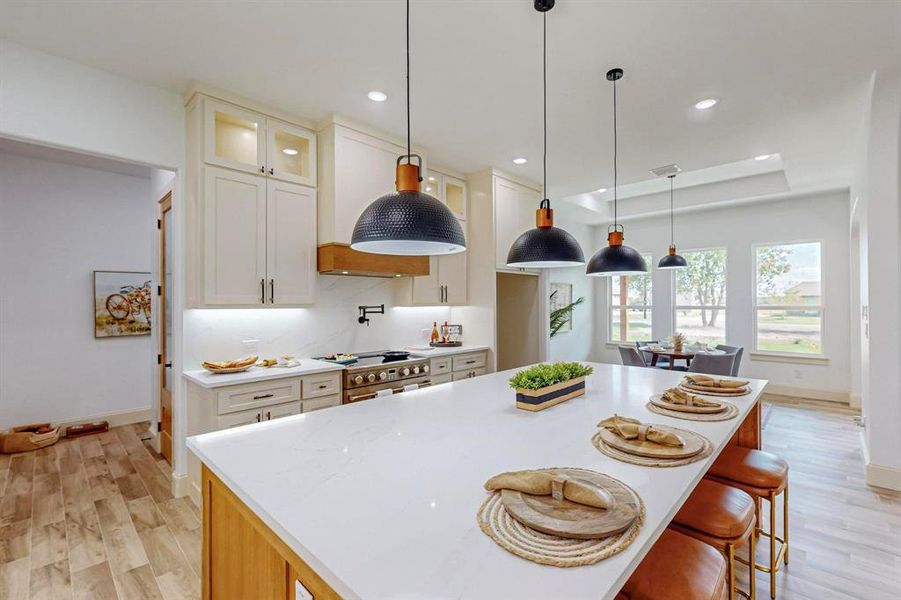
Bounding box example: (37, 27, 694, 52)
(265, 118, 317, 186)
(204, 99, 265, 175)
(266, 180, 316, 305)
(262, 401, 302, 421)
(411, 257, 441, 305)
(424, 171, 443, 202)
(494, 177, 540, 272)
(443, 175, 467, 221)
(332, 126, 406, 243)
(204, 167, 267, 305)
(440, 250, 467, 305)
(216, 408, 262, 430)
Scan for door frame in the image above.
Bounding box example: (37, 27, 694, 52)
(158, 192, 173, 464)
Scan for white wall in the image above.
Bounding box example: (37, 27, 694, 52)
(548, 206, 595, 362)
(0, 152, 153, 427)
(590, 191, 852, 399)
(183, 277, 453, 368)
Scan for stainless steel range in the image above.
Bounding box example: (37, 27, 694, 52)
(339, 351, 431, 404)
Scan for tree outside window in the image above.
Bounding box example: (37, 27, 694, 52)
(608, 254, 652, 342)
(674, 249, 728, 345)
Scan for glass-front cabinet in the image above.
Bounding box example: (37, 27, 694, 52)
(425, 169, 467, 222)
(204, 99, 316, 187)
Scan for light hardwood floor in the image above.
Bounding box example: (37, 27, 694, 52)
(1, 399, 899, 599)
(0, 424, 199, 600)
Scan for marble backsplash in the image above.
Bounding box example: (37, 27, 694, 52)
(183, 275, 453, 368)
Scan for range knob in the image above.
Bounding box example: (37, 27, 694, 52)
(353, 375, 364, 385)
(422, 364, 430, 373)
(412, 366, 421, 374)
(378, 371, 387, 381)
(366, 373, 376, 383)
(401, 367, 411, 377)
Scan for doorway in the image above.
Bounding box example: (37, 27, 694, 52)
(158, 192, 173, 464)
(496, 272, 541, 371)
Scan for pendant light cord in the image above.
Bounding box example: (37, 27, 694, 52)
(669, 175, 675, 246)
(406, 0, 411, 160)
(612, 74, 618, 229)
(543, 11, 548, 204)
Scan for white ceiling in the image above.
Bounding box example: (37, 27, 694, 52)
(1, 0, 898, 202)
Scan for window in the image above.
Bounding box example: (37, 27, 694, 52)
(754, 242, 823, 354)
(608, 254, 653, 342)
(674, 248, 728, 346)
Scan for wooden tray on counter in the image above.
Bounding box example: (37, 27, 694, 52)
(597, 426, 705, 459)
(649, 394, 727, 414)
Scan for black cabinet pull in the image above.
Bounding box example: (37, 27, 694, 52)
(269, 279, 275, 304)
(268, 167, 274, 175)
(253, 393, 274, 400)
(260, 279, 265, 303)
(260, 166, 265, 174)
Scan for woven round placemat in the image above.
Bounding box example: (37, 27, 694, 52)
(678, 383, 750, 397)
(645, 399, 739, 422)
(477, 468, 645, 568)
(592, 428, 714, 467)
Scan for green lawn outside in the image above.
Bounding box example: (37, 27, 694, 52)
(757, 339, 821, 353)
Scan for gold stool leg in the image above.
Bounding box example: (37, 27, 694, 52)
(749, 525, 756, 600)
(783, 484, 789, 566)
(728, 544, 736, 600)
(769, 490, 777, 599)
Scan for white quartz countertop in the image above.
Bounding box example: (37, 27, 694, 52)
(406, 344, 489, 358)
(187, 363, 766, 599)
(182, 359, 344, 389)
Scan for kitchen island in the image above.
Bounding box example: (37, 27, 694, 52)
(187, 363, 765, 600)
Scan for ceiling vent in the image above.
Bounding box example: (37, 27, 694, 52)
(649, 164, 682, 177)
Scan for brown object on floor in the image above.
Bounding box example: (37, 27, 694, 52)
(615, 529, 729, 600)
(0, 423, 60, 453)
(64, 420, 110, 438)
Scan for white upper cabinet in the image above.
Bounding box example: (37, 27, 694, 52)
(265, 119, 317, 186)
(203, 167, 267, 305)
(204, 99, 316, 186)
(494, 176, 540, 272)
(443, 175, 467, 221)
(440, 251, 468, 304)
(266, 180, 316, 305)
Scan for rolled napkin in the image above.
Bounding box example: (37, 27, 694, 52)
(661, 387, 721, 408)
(598, 415, 685, 447)
(485, 470, 614, 509)
(684, 374, 749, 389)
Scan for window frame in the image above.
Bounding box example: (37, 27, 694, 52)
(670, 246, 729, 346)
(607, 253, 653, 343)
(751, 239, 826, 357)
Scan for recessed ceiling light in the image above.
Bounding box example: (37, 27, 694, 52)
(596, 188, 607, 193)
(513, 157, 527, 165)
(425, 186, 432, 192)
(367, 90, 388, 102)
(694, 98, 718, 110)
(754, 154, 772, 161)
(282, 148, 299, 156)
(427, 176, 436, 182)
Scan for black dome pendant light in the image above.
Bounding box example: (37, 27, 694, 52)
(586, 68, 648, 277)
(350, 0, 465, 256)
(657, 174, 688, 269)
(507, 0, 585, 269)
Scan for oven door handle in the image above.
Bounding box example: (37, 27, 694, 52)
(347, 380, 432, 403)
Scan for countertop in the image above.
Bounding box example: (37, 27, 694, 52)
(183, 359, 344, 389)
(187, 364, 766, 599)
(406, 344, 490, 358)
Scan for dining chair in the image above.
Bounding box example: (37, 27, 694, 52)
(619, 345, 648, 367)
(635, 340, 669, 367)
(716, 345, 744, 376)
(688, 352, 736, 376)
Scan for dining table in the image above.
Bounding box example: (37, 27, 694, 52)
(638, 346, 725, 370)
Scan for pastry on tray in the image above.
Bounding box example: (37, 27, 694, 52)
(202, 356, 258, 372)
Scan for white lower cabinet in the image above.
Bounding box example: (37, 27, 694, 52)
(429, 351, 488, 387)
(216, 407, 266, 429)
(453, 368, 487, 381)
(430, 373, 453, 386)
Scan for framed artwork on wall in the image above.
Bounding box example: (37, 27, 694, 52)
(94, 270, 152, 338)
(550, 282, 573, 334)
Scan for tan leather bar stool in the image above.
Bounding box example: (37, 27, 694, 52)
(616, 529, 729, 600)
(669, 479, 757, 600)
(706, 447, 789, 600)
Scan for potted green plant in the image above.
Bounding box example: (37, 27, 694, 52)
(509, 362, 594, 412)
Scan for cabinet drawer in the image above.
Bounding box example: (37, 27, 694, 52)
(217, 378, 301, 415)
(430, 357, 452, 375)
(262, 401, 302, 421)
(430, 373, 453, 386)
(216, 407, 263, 430)
(452, 368, 486, 381)
(302, 372, 341, 399)
(301, 394, 341, 413)
(452, 352, 486, 372)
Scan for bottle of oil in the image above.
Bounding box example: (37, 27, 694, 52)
(430, 321, 440, 344)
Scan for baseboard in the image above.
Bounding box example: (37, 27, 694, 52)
(763, 384, 850, 403)
(859, 431, 901, 491)
(53, 406, 152, 431)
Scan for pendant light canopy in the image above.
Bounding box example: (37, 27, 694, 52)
(657, 174, 688, 269)
(506, 0, 585, 269)
(350, 0, 465, 256)
(586, 68, 648, 277)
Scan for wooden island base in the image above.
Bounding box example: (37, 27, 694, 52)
(201, 465, 341, 600)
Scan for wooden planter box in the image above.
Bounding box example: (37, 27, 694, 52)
(515, 377, 586, 412)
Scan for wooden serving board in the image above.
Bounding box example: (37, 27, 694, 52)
(649, 394, 726, 414)
(679, 383, 750, 397)
(203, 365, 253, 374)
(499, 469, 639, 540)
(597, 426, 705, 459)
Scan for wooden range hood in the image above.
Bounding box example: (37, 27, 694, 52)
(317, 243, 429, 278)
